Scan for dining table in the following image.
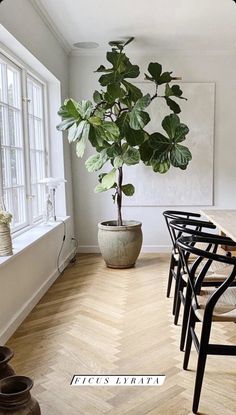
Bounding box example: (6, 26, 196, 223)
(200, 209, 236, 243)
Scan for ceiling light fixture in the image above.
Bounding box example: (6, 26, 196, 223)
(73, 42, 99, 49)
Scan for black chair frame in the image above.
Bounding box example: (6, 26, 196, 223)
(163, 210, 201, 299)
(177, 235, 236, 414)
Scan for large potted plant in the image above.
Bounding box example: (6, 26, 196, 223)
(57, 38, 191, 268)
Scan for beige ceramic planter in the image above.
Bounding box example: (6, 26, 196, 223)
(98, 220, 143, 269)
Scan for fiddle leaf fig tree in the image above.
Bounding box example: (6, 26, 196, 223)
(57, 38, 191, 226)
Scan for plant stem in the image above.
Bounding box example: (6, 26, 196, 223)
(117, 167, 123, 226)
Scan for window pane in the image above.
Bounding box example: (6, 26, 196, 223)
(31, 184, 38, 220)
(0, 56, 27, 231)
(7, 67, 20, 109)
(1, 147, 10, 188)
(0, 105, 4, 143)
(27, 76, 47, 222)
(27, 79, 33, 115)
(10, 149, 24, 186)
(8, 109, 22, 147)
(0, 105, 8, 146)
(0, 60, 7, 104)
(33, 83, 43, 118)
(0, 64, 4, 102)
(4, 187, 26, 228)
(34, 119, 44, 150)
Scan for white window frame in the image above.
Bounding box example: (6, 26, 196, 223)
(0, 48, 50, 234)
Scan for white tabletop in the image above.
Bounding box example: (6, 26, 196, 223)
(201, 209, 236, 242)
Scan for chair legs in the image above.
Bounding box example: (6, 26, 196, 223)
(172, 260, 182, 315)
(183, 308, 196, 370)
(180, 282, 192, 351)
(192, 319, 212, 414)
(183, 307, 212, 414)
(174, 275, 185, 325)
(166, 254, 175, 298)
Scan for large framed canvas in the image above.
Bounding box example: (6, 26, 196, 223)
(123, 82, 215, 206)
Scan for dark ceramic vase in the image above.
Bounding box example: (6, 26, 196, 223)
(0, 347, 15, 380)
(0, 376, 41, 414)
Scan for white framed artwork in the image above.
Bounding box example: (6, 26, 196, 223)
(123, 82, 215, 206)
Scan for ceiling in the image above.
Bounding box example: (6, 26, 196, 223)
(32, 0, 236, 54)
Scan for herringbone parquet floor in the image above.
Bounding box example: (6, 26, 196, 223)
(7, 254, 236, 414)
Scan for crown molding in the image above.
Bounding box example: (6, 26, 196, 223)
(29, 0, 72, 54)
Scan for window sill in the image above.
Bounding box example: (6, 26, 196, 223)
(0, 216, 70, 268)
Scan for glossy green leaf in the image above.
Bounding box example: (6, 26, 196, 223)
(174, 124, 189, 143)
(76, 135, 86, 158)
(122, 80, 142, 102)
(56, 118, 75, 131)
(123, 147, 140, 165)
(77, 100, 93, 119)
(151, 155, 171, 173)
(170, 144, 192, 167)
(158, 71, 173, 85)
(124, 125, 146, 146)
(122, 184, 135, 196)
(93, 90, 103, 103)
(116, 112, 130, 136)
(139, 140, 153, 162)
(113, 156, 123, 169)
(106, 144, 121, 158)
(165, 97, 181, 114)
(68, 120, 86, 143)
(63, 99, 81, 118)
(107, 83, 125, 100)
(99, 121, 120, 141)
(162, 114, 180, 139)
(129, 94, 151, 130)
(95, 65, 112, 73)
(94, 183, 107, 193)
(85, 150, 108, 172)
(57, 99, 82, 130)
(171, 85, 184, 97)
(147, 62, 162, 82)
(88, 116, 102, 126)
(149, 132, 171, 157)
(101, 168, 117, 189)
(75, 122, 90, 158)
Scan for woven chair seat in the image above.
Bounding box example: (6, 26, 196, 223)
(195, 287, 236, 322)
(182, 262, 232, 283)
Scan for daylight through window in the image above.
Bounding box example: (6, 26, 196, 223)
(0, 52, 49, 232)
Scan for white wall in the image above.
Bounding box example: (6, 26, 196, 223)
(69, 50, 236, 251)
(0, 0, 75, 343)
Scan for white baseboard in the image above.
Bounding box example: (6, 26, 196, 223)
(0, 250, 74, 345)
(78, 245, 171, 254)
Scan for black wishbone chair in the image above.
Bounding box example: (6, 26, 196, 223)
(169, 218, 234, 351)
(177, 235, 236, 414)
(164, 212, 216, 319)
(163, 210, 201, 299)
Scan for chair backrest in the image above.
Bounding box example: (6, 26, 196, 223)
(169, 217, 218, 270)
(169, 218, 217, 240)
(177, 235, 236, 313)
(163, 210, 201, 250)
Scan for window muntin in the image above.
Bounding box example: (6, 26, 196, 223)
(0, 52, 49, 232)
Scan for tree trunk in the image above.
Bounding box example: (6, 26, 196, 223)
(117, 167, 123, 226)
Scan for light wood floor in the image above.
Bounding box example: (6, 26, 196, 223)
(7, 254, 236, 415)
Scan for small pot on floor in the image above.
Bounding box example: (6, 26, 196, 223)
(0, 376, 41, 414)
(98, 220, 143, 269)
(0, 346, 15, 380)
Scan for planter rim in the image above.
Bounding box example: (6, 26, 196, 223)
(0, 346, 14, 364)
(0, 376, 33, 396)
(98, 220, 142, 231)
